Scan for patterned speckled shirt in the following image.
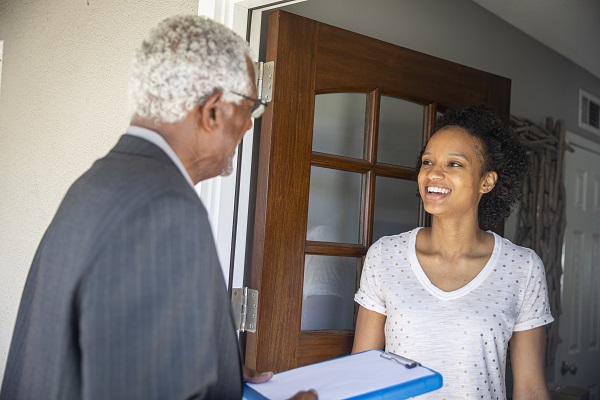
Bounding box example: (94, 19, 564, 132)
(355, 228, 553, 400)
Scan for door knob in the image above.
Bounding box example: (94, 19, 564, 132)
(560, 361, 578, 375)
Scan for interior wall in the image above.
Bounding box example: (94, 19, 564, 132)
(0, 0, 198, 385)
(281, 0, 600, 240)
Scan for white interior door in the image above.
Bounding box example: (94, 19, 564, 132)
(555, 131, 600, 398)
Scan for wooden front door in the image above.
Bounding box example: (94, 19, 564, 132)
(246, 10, 511, 372)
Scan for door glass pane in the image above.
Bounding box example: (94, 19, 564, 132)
(372, 176, 420, 243)
(307, 166, 363, 244)
(377, 96, 424, 167)
(312, 93, 368, 159)
(301, 255, 359, 330)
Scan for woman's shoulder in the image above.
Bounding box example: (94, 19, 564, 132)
(367, 228, 421, 258)
(374, 228, 421, 245)
(490, 233, 545, 277)
(492, 233, 540, 258)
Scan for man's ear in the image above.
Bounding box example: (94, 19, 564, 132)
(197, 90, 224, 132)
(481, 171, 498, 194)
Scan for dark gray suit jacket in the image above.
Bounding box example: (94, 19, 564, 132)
(1, 135, 243, 399)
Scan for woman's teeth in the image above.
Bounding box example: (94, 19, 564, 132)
(428, 186, 450, 194)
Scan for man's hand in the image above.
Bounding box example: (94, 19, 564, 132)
(243, 365, 318, 399)
(243, 365, 273, 384)
(289, 389, 318, 399)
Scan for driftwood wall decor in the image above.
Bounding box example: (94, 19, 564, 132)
(511, 115, 572, 367)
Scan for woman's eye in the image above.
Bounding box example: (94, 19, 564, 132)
(449, 161, 462, 167)
(422, 160, 432, 166)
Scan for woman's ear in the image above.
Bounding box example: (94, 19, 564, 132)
(197, 90, 224, 132)
(481, 171, 498, 193)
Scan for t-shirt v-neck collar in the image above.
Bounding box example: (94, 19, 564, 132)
(408, 227, 501, 301)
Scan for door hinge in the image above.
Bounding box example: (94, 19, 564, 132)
(231, 287, 258, 332)
(254, 61, 274, 103)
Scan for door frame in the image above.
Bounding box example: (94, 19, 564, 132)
(196, 0, 309, 291)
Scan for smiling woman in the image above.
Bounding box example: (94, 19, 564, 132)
(418, 126, 498, 226)
(352, 105, 554, 400)
(416, 105, 530, 230)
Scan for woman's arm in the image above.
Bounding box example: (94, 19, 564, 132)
(352, 306, 386, 353)
(510, 327, 550, 400)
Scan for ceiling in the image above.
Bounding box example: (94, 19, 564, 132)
(471, 0, 600, 80)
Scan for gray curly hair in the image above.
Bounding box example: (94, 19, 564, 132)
(127, 15, 253, 123)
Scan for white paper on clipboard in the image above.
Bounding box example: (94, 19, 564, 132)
(244, 350, 442, 400)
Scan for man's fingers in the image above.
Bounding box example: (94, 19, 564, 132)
(289, 389, 318, 400)
(243, 365, 274, 383)
(247, 371, 274, 383)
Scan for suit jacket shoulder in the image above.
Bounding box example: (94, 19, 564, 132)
(1, 135, 242, 400)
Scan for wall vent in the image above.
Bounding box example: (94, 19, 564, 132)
(579, 89, 600, 134)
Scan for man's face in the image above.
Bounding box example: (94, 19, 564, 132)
(218, 58, 258, 177)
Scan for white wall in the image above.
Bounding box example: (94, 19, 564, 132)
(0, 0, 198, 385)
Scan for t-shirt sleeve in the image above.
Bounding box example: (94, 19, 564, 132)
(513, 251, 554, 331)
(354, 240, 387, 315)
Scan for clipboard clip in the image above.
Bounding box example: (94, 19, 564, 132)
(380, 351, 421, 369)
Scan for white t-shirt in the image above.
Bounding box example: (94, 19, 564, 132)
(355, 228, 553, 400)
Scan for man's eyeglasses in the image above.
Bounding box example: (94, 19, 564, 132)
(226, 90, 268, 119)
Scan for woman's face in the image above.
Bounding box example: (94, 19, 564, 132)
(417, 127, 496, 220)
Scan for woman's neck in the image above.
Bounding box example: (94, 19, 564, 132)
(421, 216, 491, 258)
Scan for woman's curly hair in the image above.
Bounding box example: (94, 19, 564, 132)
(415, 105, 530, 228)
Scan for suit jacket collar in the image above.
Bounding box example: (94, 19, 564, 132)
(112, 134, 171, 161)
(112, 134, 196, 188)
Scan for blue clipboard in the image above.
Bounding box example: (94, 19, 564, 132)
(244, 350, 443, 400)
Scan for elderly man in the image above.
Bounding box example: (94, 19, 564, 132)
(1, 15, 315, 400)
